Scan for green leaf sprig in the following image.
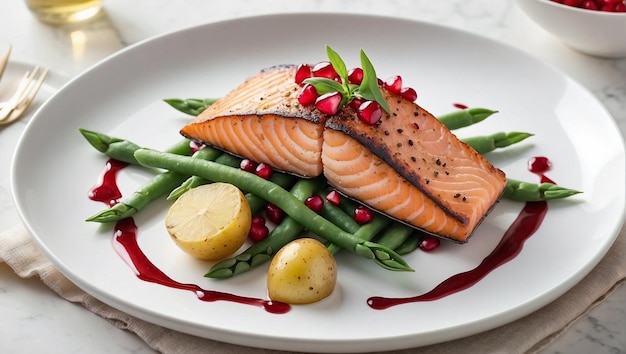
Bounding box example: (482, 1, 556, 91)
(303, 46, 390, 113)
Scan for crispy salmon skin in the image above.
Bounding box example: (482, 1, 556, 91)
(180, 66, 507, 242)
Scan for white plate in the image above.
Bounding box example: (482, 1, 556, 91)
(0, 61, 67, 227)
(11, 14, 625, 353)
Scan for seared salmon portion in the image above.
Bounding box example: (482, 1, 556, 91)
(323, 91, 506, 242)
(181, 65, 325, 177)
(180, 66, 507, 242)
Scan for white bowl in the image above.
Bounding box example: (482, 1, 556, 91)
(517, 0, 626, 58)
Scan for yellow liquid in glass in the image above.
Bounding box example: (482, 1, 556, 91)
(25, 0, 102, 24)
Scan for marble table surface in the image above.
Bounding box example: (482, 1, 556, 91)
(0, 0, 624, 353)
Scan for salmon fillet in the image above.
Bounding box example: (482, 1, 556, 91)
(181, 65, 324, 177)
(180, 66, 507, 242)
(322, 91, 506, 242)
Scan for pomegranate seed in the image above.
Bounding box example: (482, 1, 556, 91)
(325, 190, 341, 206)
(349, 97, 365, 111)
(615, 2, 626, 11)
(419, 236, 440, 252)
(582, 0, 599, 8)
(304, 195, 324, 212)
(347, 67, 364, 84)
(255, 163, 273, 179)
(377, 78, 384, 86)
(357, 100, 383, 125)
(240, 159, 258, 173)
(298, 84, 319, 106)
(453, 103, 468, 110)
(315, 92, 343, 115)
(563, 0, 583, 6)
(353, 205, 374, 224)
(412, 122, 420, 130)
(295, 64, 312, 85)
(383, 75, 403, 94)
(265, 203, 285, 224)
(311, 61, 339, 80)
(248, 222, 269, 242)
(251, 215, 266, 226)
(400, 87, 418, 102)
(598, 0, 621, 5)
(189, 141, 204, 153)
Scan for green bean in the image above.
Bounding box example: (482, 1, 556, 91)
(167, 152, 241, 200)
(503, 178, 582, 201)
(318, 196, 360, 234)
(206, 177, 327, 279)
(375, 221, 415, 250)
(321, 196, 390, 254)
(462, 132, 533, 154)
(79, 129, 293, 222)
(326, 213, 390, 254)
(134, 149, 413, 272)
(394, 233, 423, 255)
(170, 148, 298, 210)
(244, 176, 297, 213)
(79, 128, 193, 164)
(318, 195, 423, 254)
(437, 107, 498, 130)
(337, 196, 361, 215)
(86, 147, 222, 222)
(214, 152, 243, 168)
(163, 98, 219, 116)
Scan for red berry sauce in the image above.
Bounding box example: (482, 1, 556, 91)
(87, 159, 127, 207)
(367, 156, 552, 309)
(88, 159, 290, 314)
(90, 153, 556, 313)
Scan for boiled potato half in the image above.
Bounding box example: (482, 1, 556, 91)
(267, 238, 337, 304)
(165, 183, 251, 260)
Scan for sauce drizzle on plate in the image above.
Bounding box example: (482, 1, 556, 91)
(88, 159, 290, 314)
(88, 156, 553, 312)
(367, 157, 552, 309)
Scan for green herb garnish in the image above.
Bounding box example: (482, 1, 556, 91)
(304, 46, 390, 113)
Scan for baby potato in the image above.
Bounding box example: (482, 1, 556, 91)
(267, 238, 337, 304)
(165, 183, 251, 261)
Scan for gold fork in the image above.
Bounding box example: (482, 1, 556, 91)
(0, 66, 48, 125)
(0, 45, 11, 83)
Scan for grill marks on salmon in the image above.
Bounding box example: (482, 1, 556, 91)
(180, 66, 507, 242)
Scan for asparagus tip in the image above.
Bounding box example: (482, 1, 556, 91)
(78, 128, 109, 153)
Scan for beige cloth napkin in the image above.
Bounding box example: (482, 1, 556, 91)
(1, 224, 624, 354)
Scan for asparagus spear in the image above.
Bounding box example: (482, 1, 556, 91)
(437, 107, 498, 130)
(163, 98, 219, 116)
(504, 178, 582, 201)
(86, 146, 222, 222)
(79, 128, 192, 164)
(80, 129, 299, 222)
(133, 148, 413, 272)
(462, 132, 533, 155)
